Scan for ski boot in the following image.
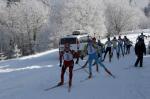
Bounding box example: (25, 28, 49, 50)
(57, 82, 64, 86)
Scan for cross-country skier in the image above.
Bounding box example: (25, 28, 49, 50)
(81, 38, 104, 71)
(82, 37, 99, 77)
(58, 43, 75, 88)
(102, 37, 113, 62)
(83, 37, 110, 78)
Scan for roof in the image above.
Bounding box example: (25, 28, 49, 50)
(61, 33, 88, 39)
(61, 30, 89, 39)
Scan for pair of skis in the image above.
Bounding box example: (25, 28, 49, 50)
(75, 63, 116, 78)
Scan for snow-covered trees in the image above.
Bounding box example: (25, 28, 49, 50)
(144, 2, 150, 17)
(0, 0, 49, 56)
(104, 0, 141, 35)
(18, 0, 49, 54)
(141, 2, 150, 29)
(49, 0, 107, 38)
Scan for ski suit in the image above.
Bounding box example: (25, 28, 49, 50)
(85, 42, 106, 77)
(59, 48, 74, 87)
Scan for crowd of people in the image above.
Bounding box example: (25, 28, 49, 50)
(58, 32, 149, 89)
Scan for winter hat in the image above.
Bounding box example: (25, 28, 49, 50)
(64, 43, 70, 48)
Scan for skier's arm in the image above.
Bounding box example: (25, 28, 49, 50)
(134, 43, 138, 55)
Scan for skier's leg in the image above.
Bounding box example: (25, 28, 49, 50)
(88, 59, 92, 74)
(117, 45, 120, 58)
(140, 56, 143, 67)
(93, 53, 99, 72)
(134, 57, 140, 67)
(95, 56, 105, 68)
(124, 45, 127, 54)
(59, 52, 63, 67)
(75, 51, 80, 64)
(59, 64, 67, 85)
(103, 47, 108, 61)
(88, 55, 93, 78)
(129, 46, 131, 54)
(149, 47, 150, 54)
(127, 46, 129, 54)
(121, 45, 124, 56)
(127, 46, 130, 54)
(115, 47, 118, 58)
(108, 48, 112, 62)
(99, 50, 103, 61)
(69, 61, 74, 87)
(96, 63, 99, 72)
(112, 47, 114, 57)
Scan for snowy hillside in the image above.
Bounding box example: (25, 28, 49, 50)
(0, 33, 150, 99)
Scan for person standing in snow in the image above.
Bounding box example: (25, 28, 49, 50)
(58, 43, 75, 88)
(134, 37, 146, 67)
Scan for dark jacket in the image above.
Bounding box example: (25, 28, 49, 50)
(135, 40, 146, 57)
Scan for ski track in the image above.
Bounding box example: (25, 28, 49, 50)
(0, 33, 150, 99)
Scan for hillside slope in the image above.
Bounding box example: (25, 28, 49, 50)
(0, 33, 150, 99)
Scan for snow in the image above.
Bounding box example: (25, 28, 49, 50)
(0, 33, 150, 99)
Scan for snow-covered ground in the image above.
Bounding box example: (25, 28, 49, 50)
(0, 33, 150, 99)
